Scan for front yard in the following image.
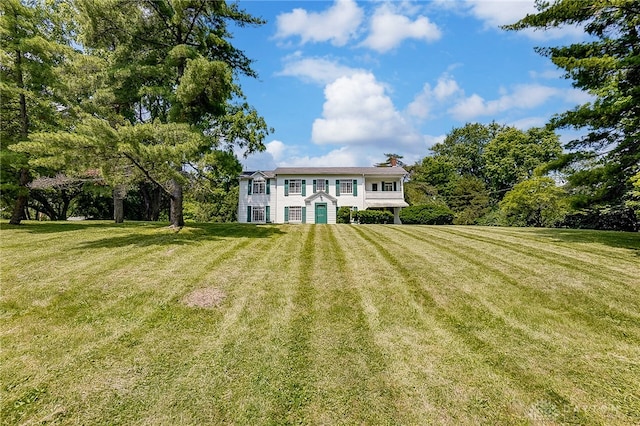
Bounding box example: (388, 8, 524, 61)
(1, 222, 639, 424)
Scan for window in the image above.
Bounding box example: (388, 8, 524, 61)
(289, 206, 302, 222)
(316, 179, 326, 192)
(383, 182, 394, 191)
(289, 179, 302, 194)
(339, 180, 353, 195)
(372, 183, 378, 191)
(252, 180, 265, 194)
(252, 207, 265, 222)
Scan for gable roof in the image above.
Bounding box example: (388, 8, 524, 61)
(239, 170, 276, 179)
(304, 190, 337, 204)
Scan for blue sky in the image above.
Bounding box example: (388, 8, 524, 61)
(229, 0, 591, 170)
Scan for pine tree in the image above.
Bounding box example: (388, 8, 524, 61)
(505, 0, 640, 208)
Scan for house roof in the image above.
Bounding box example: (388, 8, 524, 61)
(274, 167, 408, 176)
(239, 167, 407, 179)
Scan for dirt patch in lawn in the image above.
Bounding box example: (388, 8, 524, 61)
(182, 287, 226, 309)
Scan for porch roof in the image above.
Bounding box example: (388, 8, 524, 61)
(365, 200, 409, 208)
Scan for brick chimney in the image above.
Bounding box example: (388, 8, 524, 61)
(390, 157, 397, 167)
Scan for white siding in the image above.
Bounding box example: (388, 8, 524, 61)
(239, 171, 405, 224)
(238, 178, 276, 223)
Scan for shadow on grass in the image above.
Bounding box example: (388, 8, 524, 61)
(1, 221, 286, 247)
(0, 220, 132, 233)
(529, 228, 640, 254)
(74, 222, 286, 249)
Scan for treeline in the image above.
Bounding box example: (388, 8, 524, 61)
(1, 0, 270, 226)
(403, 123, 638, 231)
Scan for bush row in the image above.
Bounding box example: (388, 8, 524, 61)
(353, 209, 394, 224)
(559, 206, 638, 232)
(399, 204, 454, 225)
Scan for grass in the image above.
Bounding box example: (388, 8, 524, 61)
(1, 221, 639, 425)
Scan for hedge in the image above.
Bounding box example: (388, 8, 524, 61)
(399, 204, 454, 225)
(353, 209, 394, 224)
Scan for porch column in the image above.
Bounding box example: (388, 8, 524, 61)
(394, 207, 402, 224)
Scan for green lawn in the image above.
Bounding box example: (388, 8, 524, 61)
(1, 221, 639, 425)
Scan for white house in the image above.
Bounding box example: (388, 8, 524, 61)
(238, 167, 409, 224)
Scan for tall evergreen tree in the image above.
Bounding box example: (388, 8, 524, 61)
(505, 0, 640, 208)
(0, 0, 72, 224)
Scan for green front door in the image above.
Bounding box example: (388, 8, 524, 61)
(315, 203, 327, 224)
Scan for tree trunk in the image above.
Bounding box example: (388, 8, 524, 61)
(29, 191, 59, 220)
(140, 182, 161, 221)
(113, 185, 125, 223)
(9, 168, 30, 225)
(169, 179, 184, 228)
(9, 50, 30, 225)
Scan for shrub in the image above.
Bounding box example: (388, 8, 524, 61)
(475, 207, 505, 226)
(560, 205, 638, 232)
(399, 204, 454, 225)
(353, 209, 394, 224)
(337, 206, 352, 224)
(500, 177, 567, 227)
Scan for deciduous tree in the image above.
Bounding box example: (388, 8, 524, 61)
(500, 177, 568, 227)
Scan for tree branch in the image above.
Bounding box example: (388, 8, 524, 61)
(122, 152, 173, 199)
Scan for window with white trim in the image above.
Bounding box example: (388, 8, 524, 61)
(289, 206, 302, 222)
(289, 179, 302, 194)
(252, 207, 265, 222)
(340, 180, 353, 195)
(383, 182, 393, 191)
(316, 179, 326, 192)
(252, 180, 266, 194)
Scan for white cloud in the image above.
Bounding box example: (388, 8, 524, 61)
(407, 74, 462, 119)
(508, 116, 548, 129)
(463, 0, 585, 40)
(265, 144, 428, 168)
(275, 0, 364, 46)
(361, 3, 441, 52)
(448, 84, 560, 120)
(266, 140, 286, 162)
(563, 88, 594, 105)
(465, 0, 537, 29)
(281, 146, 367, 167)
(312, 72, 424, 147)
(529, 69, 564, 80)
(278, 55, 365, 85)
(237, 148, 277, 171)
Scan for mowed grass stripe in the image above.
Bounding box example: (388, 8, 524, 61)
(350, 225, 628, 424)
(268, 224, 316, 425)
(438, 225, 639, 281)
(333, 226, 534, 424)
(428, 226, 640, 331)
(398, 225, 640, 341)
(484, 226, 639, 257)
(346, 225, 555, 423)
(304, 225, 399, 424)
(1, 224, 282, 425)
(86, 225, 299, 425)
(102, 224, 301, 424)
(366, 225, 639, 423)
